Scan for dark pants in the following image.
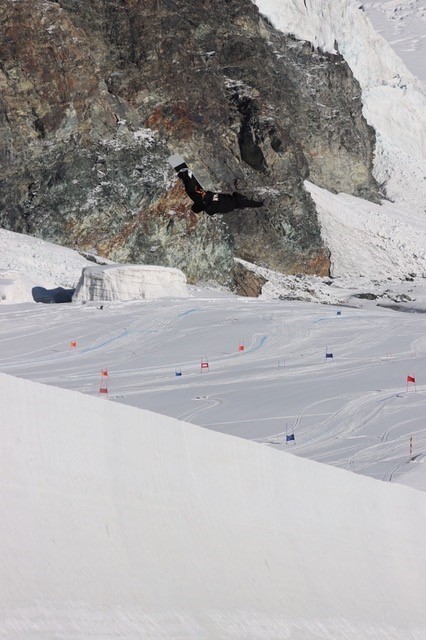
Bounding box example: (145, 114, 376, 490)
(202, 192, 263, 215)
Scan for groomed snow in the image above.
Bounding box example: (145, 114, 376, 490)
(1, 282, 426, 491)
(1, 371, 425, 639)
(73, 264, 189, 302)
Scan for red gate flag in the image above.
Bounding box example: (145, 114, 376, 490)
(407, 375, 416, 383)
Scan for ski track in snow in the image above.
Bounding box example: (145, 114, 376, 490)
(1, 295, 425, 491)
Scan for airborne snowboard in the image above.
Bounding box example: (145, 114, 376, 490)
(167, 154, 206, 190)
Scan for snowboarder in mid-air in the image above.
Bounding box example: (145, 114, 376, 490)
(168, 155, 264, 215)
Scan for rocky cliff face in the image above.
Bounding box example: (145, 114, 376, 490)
(0, 0, 379, 286)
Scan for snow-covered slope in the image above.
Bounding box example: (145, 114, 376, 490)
(361, 0, 426, 83)
(1, 371, 426, 639)
(306, 181, 426, 278)
(0, 228, 92, 290)
(0, 228, 96, 303)
(254, 0, 426, 213)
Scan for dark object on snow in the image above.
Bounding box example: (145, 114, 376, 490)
(168, 155, 264, 215)
(353, 292, 378, 300)
(32, 286, 74, 303)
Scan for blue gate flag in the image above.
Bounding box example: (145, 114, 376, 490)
(286, 433, 295, 442)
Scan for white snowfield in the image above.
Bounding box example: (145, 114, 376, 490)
(1, 286, 426, 491)
(73, 264, 189, 302)
(1, 371, 426, 639)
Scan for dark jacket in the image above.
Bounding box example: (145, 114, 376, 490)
(178, 168, 263, 215)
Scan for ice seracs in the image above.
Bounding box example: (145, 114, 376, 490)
(72, 264, 189, 302)
(253, 0, 426, 212)
(306, 181, 426, 279)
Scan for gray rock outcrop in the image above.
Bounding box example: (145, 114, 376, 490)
(0, 0, 379, 287)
